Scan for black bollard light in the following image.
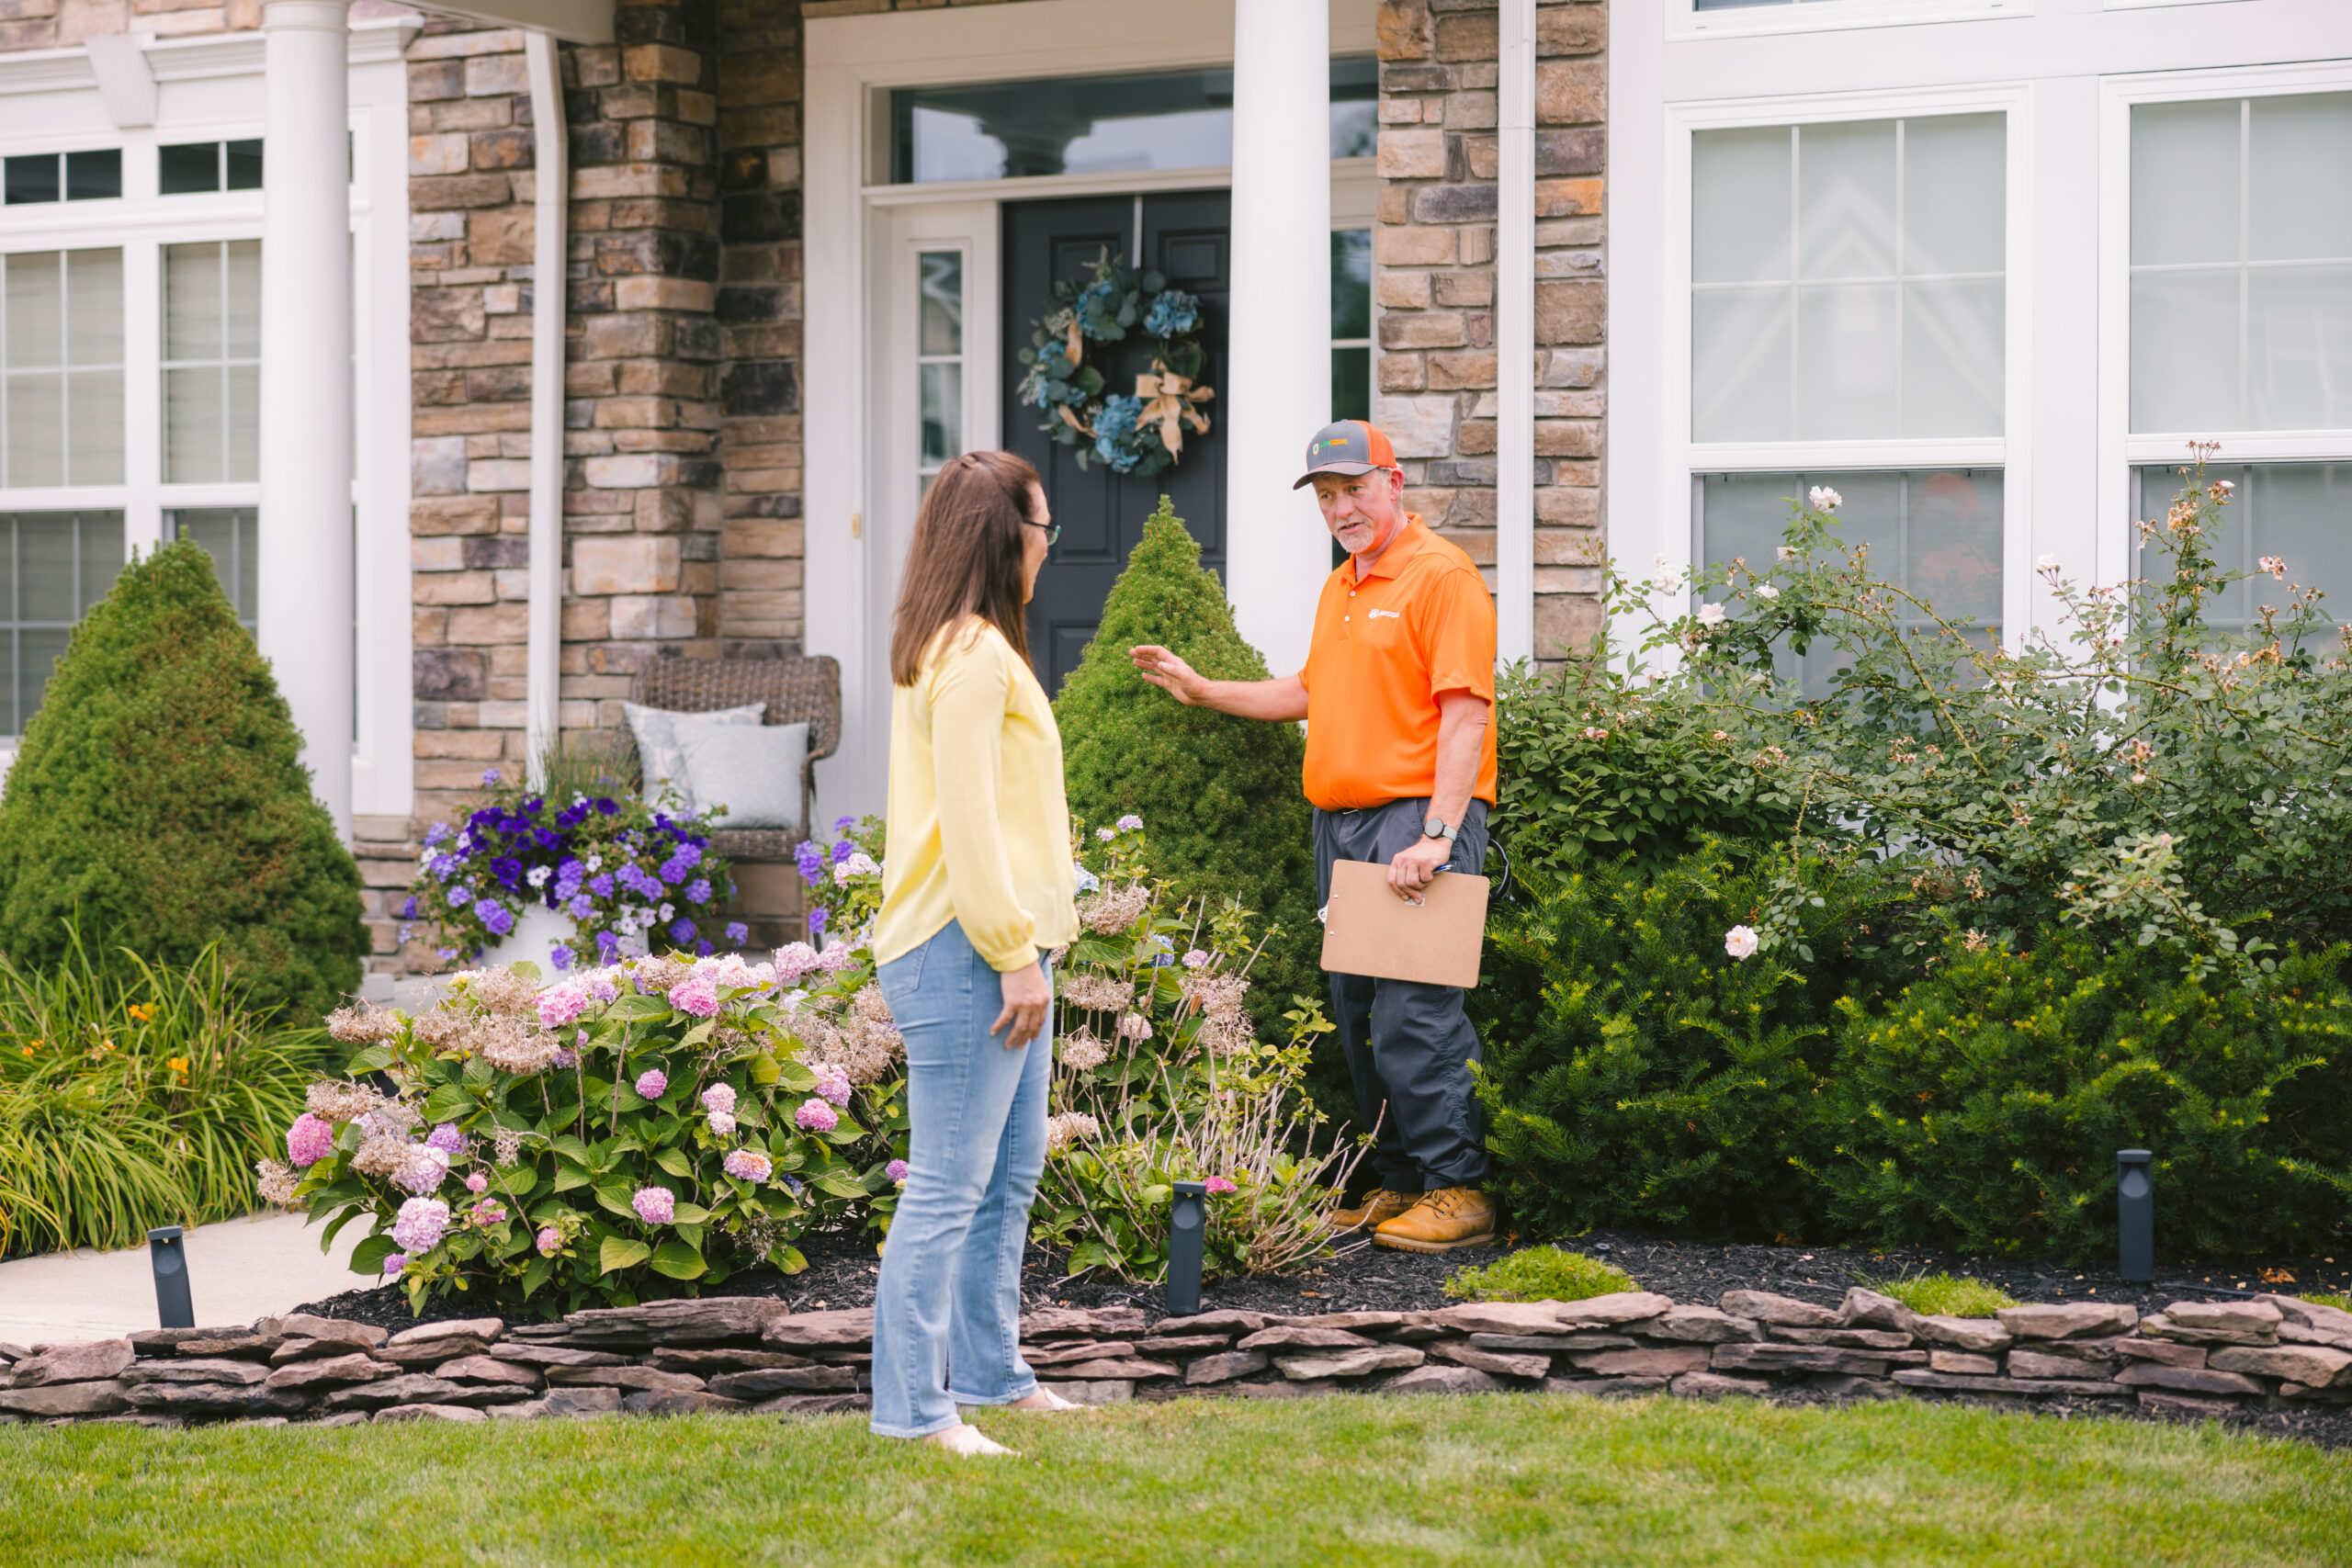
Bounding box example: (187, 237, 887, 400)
(1166, 1180, 1207, 1317)
(2117, 1149, 2154, 1283)
(148, 1225, 194, 1328)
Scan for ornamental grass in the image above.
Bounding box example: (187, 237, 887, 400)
(0, 930, 332, 1258)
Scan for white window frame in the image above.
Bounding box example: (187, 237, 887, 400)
(1669, 0, 2029, 44)
(0, 26, 413, 818)
(2096, 58, 2352, 588)
(1664, 80, 2035, 648)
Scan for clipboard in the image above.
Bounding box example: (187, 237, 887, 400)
(1318, 858, 1488, 988)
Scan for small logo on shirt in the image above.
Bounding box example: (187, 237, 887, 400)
(1367, 608, 1402, 620)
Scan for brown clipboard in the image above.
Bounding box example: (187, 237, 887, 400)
(1318, 857, 1488, 989)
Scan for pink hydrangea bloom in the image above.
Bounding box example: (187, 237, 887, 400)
(382, 1253, 408, 1275)
(814, 1065, 852, 1109)
(464, 1171, 489, 1194)
(634, 1068, 668, 1100)
(390, 1197, 450, 1252)
(1115, 814, 1144, 831)
(722, 1148, 773, 1183)
(885, 1158, 910, 1184)
(632, 1185, 675, 1224)
(794, 1098, 839, 1133)
(814, 942, 854, 973)
(773, 942, 819, 982)
(536, 981, 591, 1029)
(1204, 1176, 1238, 1195)
(391, 1145, 451, 1196)
(535, 1225, 560, 1257)
(286, 1112, 335, 1168)
(471, 1199, 507, 1226)
(702, 1083, 737, 1115)
(707, 1110, 737, 1137)
(668, 975, 720, 1018)
(551, 1048, 580, 1070)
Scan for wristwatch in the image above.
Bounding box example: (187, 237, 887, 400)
(1423, 816, 1456, 843)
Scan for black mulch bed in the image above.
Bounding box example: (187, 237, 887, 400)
(294, 1225, 2352, 1447)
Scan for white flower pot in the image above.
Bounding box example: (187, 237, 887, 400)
(479, 902, 578, 973)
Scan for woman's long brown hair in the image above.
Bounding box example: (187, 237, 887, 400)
(888, 449, 1042, 686)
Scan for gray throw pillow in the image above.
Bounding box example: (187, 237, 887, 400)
(624, 700, 763, 806)
(678, 720, 808, 830)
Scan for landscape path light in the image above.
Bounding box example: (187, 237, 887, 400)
(1167, 1180, 1207, 1317)
(148, 1224, 193, 1328)
(2117, 1149, 2154, 1283)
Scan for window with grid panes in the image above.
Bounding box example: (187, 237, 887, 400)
(1690, 112, 2007, 691)
(3, 249, 124, 489)
(163, 240, 261, 484)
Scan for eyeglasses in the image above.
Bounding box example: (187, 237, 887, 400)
(1024, 520, 1061, 547)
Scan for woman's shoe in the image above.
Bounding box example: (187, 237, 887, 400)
(925, 1422, 1016, 1457)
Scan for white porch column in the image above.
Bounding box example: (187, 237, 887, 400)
(1224, 0, 1331, 679)
(257, 0, 355, 833)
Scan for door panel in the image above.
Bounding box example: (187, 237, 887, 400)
(1003, 190, 1231, 694)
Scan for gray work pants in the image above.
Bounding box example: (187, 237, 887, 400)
(1312, 795, 1490, 1193)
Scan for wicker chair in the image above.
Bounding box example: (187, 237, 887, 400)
(624, 654, 842, 947)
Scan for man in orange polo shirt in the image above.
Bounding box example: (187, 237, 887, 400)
(1128, 419, 1498, 1253)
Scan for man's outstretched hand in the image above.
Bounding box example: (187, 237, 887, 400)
(1129, 645, 1207, 705)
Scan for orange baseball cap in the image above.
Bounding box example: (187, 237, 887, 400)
(1293, 420, 1396, 489)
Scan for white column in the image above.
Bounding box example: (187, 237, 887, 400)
(524, 30, 569, 785)
(1224, 0, 1331, 680)
(1495, 0, 1535, 663)
(257, 0, 354, 833)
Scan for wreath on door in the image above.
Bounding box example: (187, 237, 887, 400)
(1015, 248, 1214, 478)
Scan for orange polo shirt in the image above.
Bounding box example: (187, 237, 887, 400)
(1297, 515, 1498, 812)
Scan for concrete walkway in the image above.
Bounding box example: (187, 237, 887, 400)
(0, 1211, 365, 1349)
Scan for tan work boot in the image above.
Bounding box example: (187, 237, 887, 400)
(1330, 1189, 1419, 1232)
(1373, 1187, 1497, 1254)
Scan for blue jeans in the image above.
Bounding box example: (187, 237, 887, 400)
(869, 919, 1052, 1438)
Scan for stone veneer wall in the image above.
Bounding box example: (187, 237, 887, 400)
(0, 0, 253, 49)
(7, 1288, 2351, 1427)
(1374, 0, 1605, 663)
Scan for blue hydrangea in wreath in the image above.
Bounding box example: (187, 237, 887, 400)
(1015, 249, 1214, 478)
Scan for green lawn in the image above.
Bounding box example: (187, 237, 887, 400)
(3, 1397, 2346, 1567)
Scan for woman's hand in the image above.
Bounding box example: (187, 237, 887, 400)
(991, 962, 1051, 1048)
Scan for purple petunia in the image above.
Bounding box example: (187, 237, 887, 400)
(588, 874, 616, 898)
(631, 1186, 675, 1224)
(685, 878, 713, 905)
(424, 822, 451, 848)
(725, 921, 749, 944)
(286, 1112, 335, 1168)
(833, 815, 857, 835)
(670, 919, 696, 945)
(548, 944, 575, 972)
(634, 1068, 668, 1100)
(794, 1099, 839, 1133)
(568, 894, 594, 919)
(596, 931, 622, 962)
(401, 896, 419, 919)
(795, 840, 826, 886)
(481, 767, 502, 786)
(808, 906, 830, 937)
(475, 899, 514, 938)
(831, 840, 855, 866)
(659, 856, 692, 887)
(447, 887, 469, 909)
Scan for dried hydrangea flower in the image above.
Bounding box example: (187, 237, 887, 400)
(351, 1134, 409, 1179)
(492, 1126, 526, 1168)
(409, 1009, 469, 1051)
(305, 1080, 384, 1125)
(633, 956, 691, 997)
(1045, 1111, 1101, 1155)
(1076, 883, 1152, 935)
(254, 1157, 300, 1206)
(325, 1003, 401, 1045)
(1119, 1011, 1153, 1042)
(1181, 972, 1250, 1024)
(466, 966, 539, 1018)
(1060, 972, 1135, 1014)
(469, 1016, 566, 1077)
(1057, 1029, 1110, 1071)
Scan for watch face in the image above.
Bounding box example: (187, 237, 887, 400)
(1425, 818, 1445, 838)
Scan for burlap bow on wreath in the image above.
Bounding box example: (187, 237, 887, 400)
(1014, 248, 1214, 479)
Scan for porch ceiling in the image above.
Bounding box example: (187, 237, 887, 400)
(415, 0, 612, 44)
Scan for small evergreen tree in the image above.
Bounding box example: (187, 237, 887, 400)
(1055, 500, 1325, 1085)
(0, 541, 366, 1021)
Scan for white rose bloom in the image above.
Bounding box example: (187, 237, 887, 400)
(1724, 925, 1760, 961)
(1697, 604, 1726, 626)
(2036, 555, 2059, 572)
(1808, 487, 1842, 511)
(1757, 583, 1781, 600)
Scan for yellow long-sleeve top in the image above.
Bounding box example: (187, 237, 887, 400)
(874, 617, 1077, 973)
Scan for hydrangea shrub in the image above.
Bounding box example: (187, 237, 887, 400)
(277, 940, 907, 1315)
(407, 769, 738, 969)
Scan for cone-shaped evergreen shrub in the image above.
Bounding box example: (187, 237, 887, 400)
(0, 541, 365, 1021)
(1056, 500, 1322, 1066)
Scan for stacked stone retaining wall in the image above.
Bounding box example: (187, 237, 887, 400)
(8, 1287, 2350, 1428)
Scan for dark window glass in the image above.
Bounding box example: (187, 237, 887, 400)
(892, 58, 1380, 184)
(159, 141, 220, 195)
(1331, 348, 1370, 425)
(4, 154, 59, 206)
(1331, 228, 1372, 340)
(63, 149, 120, 201)
(225, 140, 264, 191)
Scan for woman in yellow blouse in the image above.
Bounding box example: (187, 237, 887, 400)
(868, 449, 1079, 1456)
